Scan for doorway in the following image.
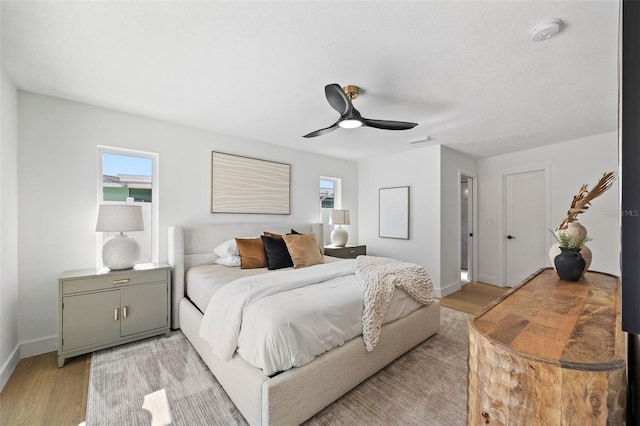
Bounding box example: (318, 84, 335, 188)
(503, 169, 548, 286)
(460, 175, 474, 283)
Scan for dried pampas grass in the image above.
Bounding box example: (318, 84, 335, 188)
(556, 171, 616, 231)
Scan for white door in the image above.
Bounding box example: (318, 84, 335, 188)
(504, 170, 547, 286)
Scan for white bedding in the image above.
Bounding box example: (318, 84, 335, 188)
(186, 256, 342, 312)
(186, 264, 268, 312)
(198, 259, 423, 375)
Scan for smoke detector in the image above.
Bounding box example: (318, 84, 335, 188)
(530, 18, 562, 41)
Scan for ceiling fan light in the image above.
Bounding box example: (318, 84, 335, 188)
(339, 119, 362, 129)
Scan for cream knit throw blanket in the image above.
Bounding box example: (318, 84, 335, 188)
(355, 255, 435, 352)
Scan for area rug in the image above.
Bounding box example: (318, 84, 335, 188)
(86, 306, 469, 425)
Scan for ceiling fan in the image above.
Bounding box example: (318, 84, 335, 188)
(303, 84, 418, 138)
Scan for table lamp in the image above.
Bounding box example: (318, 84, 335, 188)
(329, 209, 350, 247)
(96, 205, 144, 270)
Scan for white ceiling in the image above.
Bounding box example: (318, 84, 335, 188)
(1, 1, 620, 161)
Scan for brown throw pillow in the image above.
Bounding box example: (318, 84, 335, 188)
(235, 238, 267, 269)
(282, 233, 325, 269)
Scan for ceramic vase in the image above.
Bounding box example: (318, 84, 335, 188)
(548, 221, 592, 276)
(554, 247, 586, 281)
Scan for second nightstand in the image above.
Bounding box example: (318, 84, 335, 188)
(324, 245, 366, 259)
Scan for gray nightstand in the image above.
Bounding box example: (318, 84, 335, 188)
(57, 264, 171, 367)
(324, 245, 366, 259)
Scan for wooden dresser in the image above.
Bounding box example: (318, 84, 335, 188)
(468, 268, 626, 425)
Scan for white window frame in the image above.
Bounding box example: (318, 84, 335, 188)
(320, 176, 342, 210)
(97, 146, 159, 268)
(320, 176, 342, 244)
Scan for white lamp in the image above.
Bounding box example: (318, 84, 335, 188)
(329, 209, 350, 247)
(96, 205, 144, 270)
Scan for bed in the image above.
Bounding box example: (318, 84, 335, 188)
(168, 222, 441, 425)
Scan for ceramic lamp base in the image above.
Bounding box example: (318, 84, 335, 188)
(331, 226, 349, 247)
(102, 234, 140, 270)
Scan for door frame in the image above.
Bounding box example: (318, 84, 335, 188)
(499, 163, 552, 286)
(458, 169, 478, 283)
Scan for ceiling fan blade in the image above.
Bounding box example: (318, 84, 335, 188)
(303, 120, 341, 138)
(361, 117, 418, 131)
(324, 84, 352, 116)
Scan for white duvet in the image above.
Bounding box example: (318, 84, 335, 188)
(199, 259, 422, 375)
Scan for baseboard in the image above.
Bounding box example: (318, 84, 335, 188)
(0, 344, 20, 392)
(437, 280, 462, 298)
(479, 274, 498, 286)
(19, 335, 56, 359)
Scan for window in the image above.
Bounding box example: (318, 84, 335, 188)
(320, 179, 335, 208)
(320, 177, 342, 244)
(102, 153, 153, 202)
(98, 147, 158, 266)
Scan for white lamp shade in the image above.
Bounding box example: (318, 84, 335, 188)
(96, 205, 144, 232)
(329, 209, 351, 226)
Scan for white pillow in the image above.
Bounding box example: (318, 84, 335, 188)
(214, 256, 241, 267)
(214, 239, 239, 258)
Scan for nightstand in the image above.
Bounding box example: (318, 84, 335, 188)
(324, 245, 366, 259)
(57, 264, 171, 367)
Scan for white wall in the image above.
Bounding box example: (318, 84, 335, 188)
(358, 145, 442, 292)
(440, 146, 477, 295)
(477, 132, 619, 285)
(0, 69, 20, 390)
(12, 90, 620, 359)
(17, 92, 358, 354)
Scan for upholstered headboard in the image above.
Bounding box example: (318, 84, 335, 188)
(168, 223, 324, 329)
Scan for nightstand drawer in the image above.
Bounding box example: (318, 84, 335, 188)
(62, 269, 168, 294)
(324, 245, 366, 259)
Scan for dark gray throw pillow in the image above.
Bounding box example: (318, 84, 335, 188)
(261, 235, 294, 270)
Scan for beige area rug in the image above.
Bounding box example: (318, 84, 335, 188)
(86, 307, 469, 425)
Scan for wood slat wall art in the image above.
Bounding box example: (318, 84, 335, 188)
(211, 152, 290, 214)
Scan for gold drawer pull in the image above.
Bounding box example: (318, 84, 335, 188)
(348, 250, 355, 254)
(123, 306, 128, 319)
(113, 279, 129, 284)
(114, 308, 119, 321)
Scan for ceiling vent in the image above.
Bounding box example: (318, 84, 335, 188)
(530, 18, 562, 41)
(409, 136, 434, 145)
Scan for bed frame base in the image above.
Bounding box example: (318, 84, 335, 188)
(180, 297, 440, 425)
(170, 224, 441, 425)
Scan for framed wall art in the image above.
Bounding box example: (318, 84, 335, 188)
(211, 152, 290, 214)
(379, 186, 410, 239)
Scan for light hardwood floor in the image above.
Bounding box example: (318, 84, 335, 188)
(0, 352, 90, 426)
(0, 281, 507, 425)
(440, 281, 510, 314)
